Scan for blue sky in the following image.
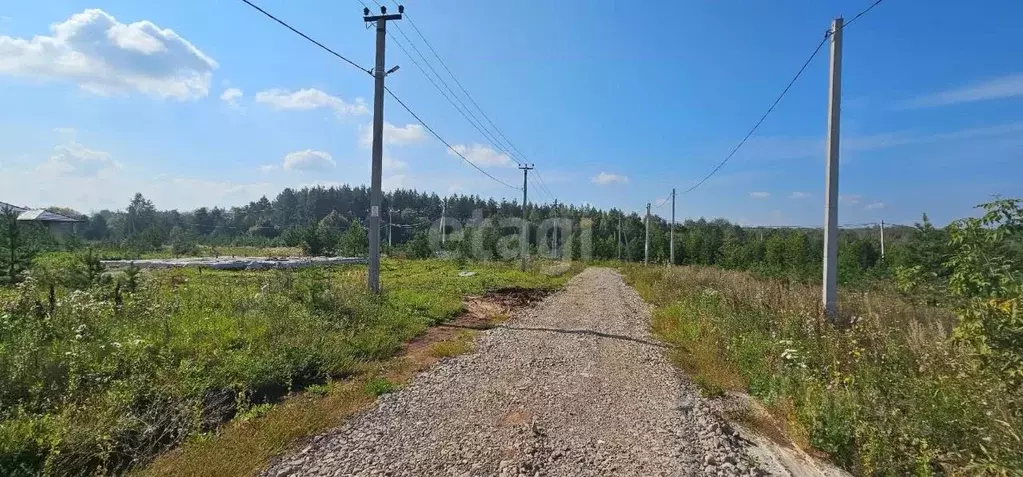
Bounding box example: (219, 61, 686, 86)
(1, 0, 1021, 226)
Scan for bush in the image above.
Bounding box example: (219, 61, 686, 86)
(406, 231, 432, 259)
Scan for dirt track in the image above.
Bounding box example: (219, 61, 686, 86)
(264, 268, 763, 476)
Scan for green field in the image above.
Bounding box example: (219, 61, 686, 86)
(0, 256, 578, 476)
(623, 264, 1021, 475)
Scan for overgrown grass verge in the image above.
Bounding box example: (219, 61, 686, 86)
(622, 264, 1021, 476)
(0, 257, 578, 476)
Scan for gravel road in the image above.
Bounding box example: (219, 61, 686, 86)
(265, 268, 763, 476)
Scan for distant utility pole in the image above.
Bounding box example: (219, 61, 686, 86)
(879, 219, 885, 260)
(388, 208, 393, 248)
(441, 197, 446, 247)
(617, 215, 622, 260)
(669, 188, 676, 266)
(553, 199, 559, 258)
(821, 17, 843, 320)
(519, 164, 534, 271)
(364, 4, 402, 294)
(644, 202, 651, 266)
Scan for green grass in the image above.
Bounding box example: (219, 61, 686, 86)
(0, 256, 578, 476)
(622, 264, 1022, 476)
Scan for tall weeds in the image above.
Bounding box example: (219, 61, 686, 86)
(625, 265, 1021, 475)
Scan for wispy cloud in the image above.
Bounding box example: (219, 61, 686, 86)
(741, 122, 1023, 162)
(255, 88, 368, 116)
(591, 172, 628, 185)
(898, 73, 1023, 109)
(840, 194, 862, 206)
(220, 87, 242, 106)
(789, 191, 811, 199)
(749, 191, 771, 199)
(449, 144, 514, 168)
(282, 150, 335, 172)
(864, 201, 886, 211)
(359, 122, 425, 148)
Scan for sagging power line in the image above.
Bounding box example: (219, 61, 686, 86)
(679, 0, 886, 196)
(238, 0, 520, 193)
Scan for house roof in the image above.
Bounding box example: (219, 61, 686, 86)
(17, 209, 83, 223)
(0, 201, 28, 214)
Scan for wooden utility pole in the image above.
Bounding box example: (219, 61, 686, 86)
(519, 164, 534, 271)
(440, 197, 446, 247)
(644, 202, 651, 266)
(669, 188, 676, 266)
(364, 5, 402, 294)
(822, 17, 843, 320)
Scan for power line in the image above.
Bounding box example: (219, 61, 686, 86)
(239, 0, 370, 74)
(533, 171, 557, 202)
(653, 191, 672, 208)
(386, 29, 522, 167)
(240, 0, 519, 191)
(680, 0, 886, 196)
(385, 86, 520, 190)
(365, 0, 523, 167)
(680, 36, 828, 195)
(395, 4, 532, 165)
(842, 0, 885, 29)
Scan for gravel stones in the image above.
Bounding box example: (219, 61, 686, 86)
(262, 268, 766, 476)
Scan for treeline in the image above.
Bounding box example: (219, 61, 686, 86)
(7, 184, 958, 285)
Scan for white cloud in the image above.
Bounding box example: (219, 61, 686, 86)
(258, 164, 277, 173)
(864, 201, 886, 211)
(899, 73, 1023, 109)
(449, 144, 514, 168)
(383, 155, 407, 171)
(840, 194, 862, 205)
(749, 191, 771, 199)
(282, 150, 335, 172)
(591, 172, 628, 185)
(789, 191, 811, 199)
(383, 174, 410, 191)
(359, 122, 426, 148)
(37, 141, 118, 177)
(0, 9, 216, 100)
(220, 87, 242, 106)
(255, 88, 368, 116)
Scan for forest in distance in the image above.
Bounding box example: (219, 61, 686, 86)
(28, 184, 934, 285)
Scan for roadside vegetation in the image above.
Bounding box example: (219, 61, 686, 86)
(624, 199, 1023, 475)
(0, 255, 576, 476)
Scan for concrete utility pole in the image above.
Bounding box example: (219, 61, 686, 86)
(553, 199, 559, 258)
(364, 5, 402, 294)
(822, 17, 843, 320)
(440, 197, 446, 247)
(617, 215, 622, 260)
(669, 188, 676, 266)
(879, 219, 885, 260)
(519, 164, 534, 271)
(644, 202, 651, 266)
